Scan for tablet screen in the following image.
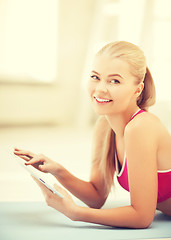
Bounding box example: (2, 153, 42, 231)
(14, 155, 63, 198)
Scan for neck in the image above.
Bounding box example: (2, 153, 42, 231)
(105, 107, 140, 138)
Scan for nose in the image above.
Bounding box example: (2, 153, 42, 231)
(96, 80, 108, 93)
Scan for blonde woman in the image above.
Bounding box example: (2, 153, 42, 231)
(14, 41, 171, 229)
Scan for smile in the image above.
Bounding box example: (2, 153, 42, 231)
(94, 96, 113, 103)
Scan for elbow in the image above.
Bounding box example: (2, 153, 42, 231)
(135, 214, 154, 229)
(131, 204, 155, 229)
(88, 199, 106, 209)
(88, 202, 104, 209)
(137, 220, 152, 229)
(129, 207, 154, 229)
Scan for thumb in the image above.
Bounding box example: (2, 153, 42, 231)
(39, 164, 47, 172)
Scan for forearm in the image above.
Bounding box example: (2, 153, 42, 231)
(73, 205, 152, 229)
(54, 167, 105, 208)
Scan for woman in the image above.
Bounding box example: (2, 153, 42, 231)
(14, 41, 171, 229)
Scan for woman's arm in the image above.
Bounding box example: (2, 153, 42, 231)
(32, 115, 159, 228)
(33, 176, 150, 228)
(14, 117, 110, 208)
(73, 115, 159, 228)
(52, 167, 107, 209)
(53, 117, 112, 208)
(14, 148, 105, 208)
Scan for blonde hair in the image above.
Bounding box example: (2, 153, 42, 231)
(94, 41, 156, 192)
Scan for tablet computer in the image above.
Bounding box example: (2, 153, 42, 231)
(14, 155, 63, 198)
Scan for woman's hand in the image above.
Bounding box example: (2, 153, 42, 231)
(32, 176, 78, 220)
(14, 148, 63, 176)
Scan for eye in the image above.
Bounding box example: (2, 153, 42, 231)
(90, 75, 100, 80)
(110, 79, 120, 84)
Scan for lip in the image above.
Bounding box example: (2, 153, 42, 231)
(94, 96, 113, 104)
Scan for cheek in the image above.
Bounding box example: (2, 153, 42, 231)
(110, 87, 125, 98)
(111, 87, 134, 102)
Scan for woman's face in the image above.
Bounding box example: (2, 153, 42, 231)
(88, 55, 140, 116)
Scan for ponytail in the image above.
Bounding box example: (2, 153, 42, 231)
(137, 67, 156, 110)
(99, 127, 115, 192)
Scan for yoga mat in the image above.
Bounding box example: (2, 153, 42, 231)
(0, 202, 170, 240)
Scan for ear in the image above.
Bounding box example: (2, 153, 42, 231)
(135, 82, 144, 97)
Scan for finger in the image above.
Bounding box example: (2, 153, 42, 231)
(16, 154, 31, 161)
(14, 149, 35, 158)
(14, 152, 32, 161)
(17, 155, 43, 171)
(38, 164, 47, 172)
(25, 156, 43, 166)
(14, 151, 33, 158)
(14, 154, 42, 170)
(14, 147, 24, 151)
(14, 147, 21, 151)
(14, 148, 27, 153)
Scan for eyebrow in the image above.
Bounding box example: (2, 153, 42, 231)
(91, 70, 124, 79)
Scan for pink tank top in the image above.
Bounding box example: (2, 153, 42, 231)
(116, 109, 171, 203)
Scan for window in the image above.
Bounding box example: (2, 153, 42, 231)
(0, 0, 58, 83)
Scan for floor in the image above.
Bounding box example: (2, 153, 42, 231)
(0, 202, 171, 240)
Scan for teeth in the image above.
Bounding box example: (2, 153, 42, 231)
(95, 97, 111, 103)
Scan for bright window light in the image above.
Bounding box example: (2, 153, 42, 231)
(0, 0, 58, 83)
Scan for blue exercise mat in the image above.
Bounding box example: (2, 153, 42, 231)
(0, 202, 170, 240)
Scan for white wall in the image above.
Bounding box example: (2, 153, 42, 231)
(0, 0, 170, 128)
(0, 0, 96, 126)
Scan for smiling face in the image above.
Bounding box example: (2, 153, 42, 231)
(88, 55, 142, 116)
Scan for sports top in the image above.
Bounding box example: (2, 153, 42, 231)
(116, 109, 171, 203)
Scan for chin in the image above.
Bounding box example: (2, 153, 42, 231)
(94, 106, 126, 117)
(93, 107, 113, 116)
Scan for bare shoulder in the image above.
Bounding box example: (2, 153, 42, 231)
(125, 111, 162, 138)
(124, 112, 165, 151)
